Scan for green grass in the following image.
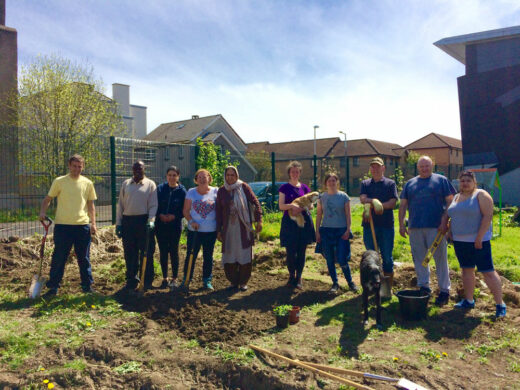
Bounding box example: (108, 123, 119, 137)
(0, 288, 139, 370)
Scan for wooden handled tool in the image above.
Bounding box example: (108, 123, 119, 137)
(249, 344, 374, 390)
(421, 230, 444, 267)
(295, 361, 398, 382)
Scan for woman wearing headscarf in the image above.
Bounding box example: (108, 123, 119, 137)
(216, 166, 262, 291)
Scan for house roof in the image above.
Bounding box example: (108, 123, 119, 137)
(434, 25, 520, 65)
(330, 139, 402, 158)
(246, 137, 339, 158)
(404, 132, 462, 150)
(145, 115, 221, 143)
(247, 138, 402, 158)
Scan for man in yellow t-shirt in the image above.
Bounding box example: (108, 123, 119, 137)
(39, 154, 97, 297)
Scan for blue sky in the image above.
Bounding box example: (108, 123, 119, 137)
(6, 0, 520, 145)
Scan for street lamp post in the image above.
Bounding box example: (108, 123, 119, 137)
(313, 125, 319, 191)
(339, 131, 349, 193)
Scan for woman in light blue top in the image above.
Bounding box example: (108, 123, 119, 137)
(315, 172, 358, 293)
(447, 170, 506, 319)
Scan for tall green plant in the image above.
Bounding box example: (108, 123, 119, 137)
(391, 166, 405, 192)
(195, 137, 239, 186)
(7, 54, 127, 187)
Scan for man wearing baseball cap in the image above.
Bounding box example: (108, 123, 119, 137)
(360, 156, 399, 293)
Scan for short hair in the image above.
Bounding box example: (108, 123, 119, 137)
(194, 168, 212, 184)
(417, 155, 433, 165)
(68, 154, 84, 165)
(458, 170, 476, 181)
(286, 161, 302, 176)
(323, 172, 339, 184)
(166, 165, 180, 175)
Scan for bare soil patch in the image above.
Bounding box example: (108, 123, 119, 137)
(0, 228, 519, 389)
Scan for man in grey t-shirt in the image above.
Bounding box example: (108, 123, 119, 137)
(399, 156, 455, 306)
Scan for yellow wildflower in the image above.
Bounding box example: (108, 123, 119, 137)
(393, 357, 398, 362)
(48, 383, 55, 389)
(39, 367, 45, 371)
(43, 379, 49, 383)
(86, 322, 92, 327)
(91, 305, 96, 309)
(442, 352, 448, 357)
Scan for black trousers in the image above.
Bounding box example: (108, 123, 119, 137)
(183, 230, 217, 283)
(122, 215, 154, 288)
(286, 241, 307, 281)
(155, 223, 182, 279)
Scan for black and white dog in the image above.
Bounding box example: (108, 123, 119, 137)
(360, 250, 385, 329)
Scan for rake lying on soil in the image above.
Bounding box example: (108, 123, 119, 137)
(249, 344, 428, 390)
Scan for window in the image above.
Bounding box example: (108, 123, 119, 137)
(456, 150, 459, 157)
(353, 157, 359, 167)
(340, 158, 348, 167)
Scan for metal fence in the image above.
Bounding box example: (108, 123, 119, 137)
(0, 128, 197, 238)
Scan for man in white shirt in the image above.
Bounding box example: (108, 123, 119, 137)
(116, 161, 157, 291)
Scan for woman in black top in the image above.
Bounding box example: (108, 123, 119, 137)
(155, 166, 187, 288)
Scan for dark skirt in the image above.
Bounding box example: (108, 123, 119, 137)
(280, 212, 316, 248)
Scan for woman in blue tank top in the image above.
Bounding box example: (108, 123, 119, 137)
(447, 171, 506, 319)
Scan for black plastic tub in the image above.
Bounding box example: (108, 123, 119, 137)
(395, 289, 430, 321)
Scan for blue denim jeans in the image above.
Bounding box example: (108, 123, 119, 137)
(46, 224, 93, 290)
(319, 227, 353, 284)
(363, 225, 395, 273)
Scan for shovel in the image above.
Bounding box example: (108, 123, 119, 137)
(137, 224, 152, 293)
(421, 230, 444, 268)
(181, 230, 199, 296)
(368, 211, 391, 299)
(29, 217, 52, 299)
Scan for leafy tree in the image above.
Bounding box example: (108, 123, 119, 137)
(195, 137, 238, 187)
(246, 151, 271, 181)
(7, 55, 127, 186)
(406, 151, 421, 166)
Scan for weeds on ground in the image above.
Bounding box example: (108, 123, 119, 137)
(113, 361, 141, 374)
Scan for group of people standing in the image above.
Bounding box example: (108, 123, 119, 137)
(278, 155, 506, 319)
(114, 162, 263, 293)
(38, 152, 506, 319)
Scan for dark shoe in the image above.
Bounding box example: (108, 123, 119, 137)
(348, 281, 359, 293)
(295, 278, 303, 290)
(329, 283, 339, 294)
(286, 276, 296, 287)
(495, 304, 507, 319)
(160, 279, 169, 289)
(454, 299, 475, 309)
(419, 286, 432, 295)
(239, 285, 248, 291)
(203, 281, 214, 290)
(82, 286, 95, 294)
(42, 288, 57, 298)
(435, 291, 450, 306)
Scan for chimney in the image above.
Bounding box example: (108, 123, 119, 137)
(192, 115, 199, 120)
(0, 0, 5, 26)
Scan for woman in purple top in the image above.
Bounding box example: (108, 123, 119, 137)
(278, 161, 316, 289)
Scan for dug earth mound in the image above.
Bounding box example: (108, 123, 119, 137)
(0, 228, 519, 389)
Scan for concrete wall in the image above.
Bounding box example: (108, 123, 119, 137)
(0, 1, 18, 195)
(130, 105, 146, 139)
(112, 83, 130, 116)
(498, 167, 520, 206)
(112, 84, 147, 139)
